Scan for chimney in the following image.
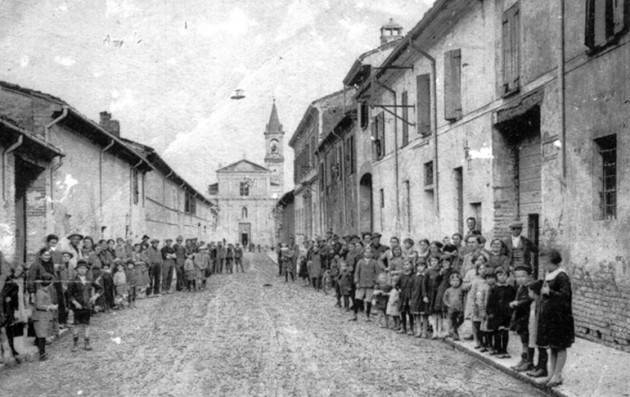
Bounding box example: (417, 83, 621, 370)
(99, 111, 120, 137)
(380, 18, 403, 45)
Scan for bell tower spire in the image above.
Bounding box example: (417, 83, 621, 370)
(264, 98, 284, 194)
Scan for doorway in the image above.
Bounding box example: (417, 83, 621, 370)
(241, 233, 249, 248)
(359, 173, 373, 233)
(15, 157, 43, 266)
(238, 222, 251, 247)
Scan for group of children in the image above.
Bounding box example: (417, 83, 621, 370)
(284, 231, 574, 388)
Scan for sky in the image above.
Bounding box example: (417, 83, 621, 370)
(0, 0, 432, 194)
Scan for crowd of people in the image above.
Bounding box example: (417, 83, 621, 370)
(0, 233, 246, 364)
(278, 217, 575, 388)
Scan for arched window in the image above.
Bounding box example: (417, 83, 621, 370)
(242, 206, 248, 219)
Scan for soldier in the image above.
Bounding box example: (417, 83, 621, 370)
(146, 239, 163, 296)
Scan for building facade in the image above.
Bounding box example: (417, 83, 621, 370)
(210, 102, 284, 248)
(0, 81, 214, 269)
(359, 0, 630, 351)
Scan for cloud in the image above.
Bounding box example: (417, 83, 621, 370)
(195, 7, 258, 38)
(53, 55, 76, 67)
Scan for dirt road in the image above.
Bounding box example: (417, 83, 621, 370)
(0, 253, 549, 397)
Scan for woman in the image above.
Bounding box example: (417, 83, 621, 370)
(27, 248, 55, 295)
(1, 264, 27, 363)
(417, 239, 430, 261)
(487, 239, 510, 273)
(537, 248, 574, 387)
(32, 274, 57, 361)
(82, 237, 101, 270)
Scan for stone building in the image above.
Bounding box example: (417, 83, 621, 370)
(315, 21, 402, 237)
(360, 0, 630, 351)
(209, 102, 284, 247)
(290, 90, 349, 244)
(274, 190, 294, 245)
(0, 81, 214, 268)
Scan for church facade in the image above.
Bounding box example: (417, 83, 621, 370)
(209, 101, 285, 248)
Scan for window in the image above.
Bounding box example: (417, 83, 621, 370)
(131, 169, 139, 204)
(360, 101, 369, 129)
(372, 112, 386, 160)
(502, 3, 520, 96)
(416, 74, 432, 136)
(401, 90, 409, 146)
(239, 181, 250, 196)
(585, 0, 629, 51)
(379, 188, 385, 208)
(594, 135, 617, 219)
(242, 206, 248, 219)
(444, 49, 462, 122)
(345, 135, 355, 175)
(424, 161, 434, 187)
(184, 191, 196, 215)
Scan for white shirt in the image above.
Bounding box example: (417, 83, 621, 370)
(511, 235, 522, 248)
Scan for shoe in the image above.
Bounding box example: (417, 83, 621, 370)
(526, 368, 548, 378)
(71, 337, 79, 352)
(479, 348, 488, 352)
(397, 329, 406, 334)
(83, 338, 93, 351)
(489, 350, 500, 356)
(407, 331, 414, 336)
(499, 353, 511, 359)
(39, 353, 48, 361)
(452, 333, 460, 341)
(349, 316, 357, 322)
(513, 361, 534, 372)
(474, 345, 482, 350)
(546, 378, 563, 387)
(463, 335, 474, 341)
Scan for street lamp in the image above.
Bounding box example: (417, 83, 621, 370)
(230, 89, 245, 100)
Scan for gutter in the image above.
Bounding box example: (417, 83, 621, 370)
(99, 139, 115, 220)
(2, 135, 23, 200)
(559, 0, 567, 180)
(408, 39, 440, 216)
(376, 80, 401, 235)
(44, 105, 68, 142)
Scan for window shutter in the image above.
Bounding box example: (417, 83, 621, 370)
(444, 49, 462, 121)
(416, 74, 431, 135)
(372, 116, 379, 159)
(402, 90, 409, 145)
(502, 11, 512, 92)
(585, 0, 596, 48)
(379, 112, 386, 156)
(511, 6, 520, 89)
(614, 0, 628, 34)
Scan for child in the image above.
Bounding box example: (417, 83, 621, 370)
(396, 263, 414, 335)
(184, 254, 196, 291)
(136, 261, 150, 298)
(526, 280, 548, 379)
(309, 245, 323, 291)
(425, 255, 442, 338)
(388, 246, 405, 285)
(194, 248, 210, 290)
(537, 248, 574, 387)
(410, 259, 428, 338)
(351, 246, 380, 322)
(386, 279, 401, 330)
(443, 272, 465, 340)
(462, 255, 487, 340)
(434, 256, 453, 338)
(329, 254, 342, 307)
(509, 265, 534, 372)
(480, 270, 498, 353)
(372, 273, 391, 328)
(467, 262, 488, 349)
(68, 259, 102, 352)
(113, 264, 128, 309)
(101, 263, 115, 312)
(125, 260, 137, 308)
(486, 268, 516, 358)
(32, 274, 57, 361)
(338, 261, 354, 310)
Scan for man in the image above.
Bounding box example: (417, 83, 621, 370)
(378, 236, 400, 270)
(161, 239, 176, 293)
(66, 232, 84, 270)
(361, 232, 372, 249)
(464, 217, 481, 242)
(146, 239, 163, 296)
(461, 235, 489, 276)
(503, 221, 538, 270)
(208, 242, 217, 274)
(234, 243, 244, 272)
(370, 233, 389, 260)
(216, 242, 226, 273)
(45, 234, 64, 267)
(173, 236, 187, 291)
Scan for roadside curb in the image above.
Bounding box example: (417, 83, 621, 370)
(442, 339, 568, 397)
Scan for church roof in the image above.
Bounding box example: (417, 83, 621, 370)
(265, 99, 283, 135)
(216, 159, 271, 173)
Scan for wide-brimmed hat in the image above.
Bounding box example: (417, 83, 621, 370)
(67, 232, 84, 240)
(509, 221, 524, 229)
(76, 259, 88, 268)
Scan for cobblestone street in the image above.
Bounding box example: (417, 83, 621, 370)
(0, 253, 549, 397)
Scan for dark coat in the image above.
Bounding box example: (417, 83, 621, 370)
(537, 271, 575, 349)
(503, 236, 537, 268)
(409, 273, 428, 314)
(510, 285, 533, 334)
(434, 268, 453, 313)
(396, 273, 415, 311)
(67, 275, 102, 310)
(425, 268, 442, 314)
(338, 268, 353, 296)
(487, 284, 516, 330)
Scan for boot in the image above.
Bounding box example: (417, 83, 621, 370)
(83, 338, 93, 351)
(71, 336, 79, 352)
(37, 338, 47, 361)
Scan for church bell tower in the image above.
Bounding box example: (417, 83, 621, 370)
(264, 99, 285, 194)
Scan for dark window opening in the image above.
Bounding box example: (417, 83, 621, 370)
(595, 134, 617, 220)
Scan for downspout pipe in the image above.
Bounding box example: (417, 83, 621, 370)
(559, 0, 566, 180)
(100, 139, 115, 220)
(129, 159, 144, 238)
(44, 106, 69, 142)
(2, 135, 23, 201)
(376, 80, 401, 235)
(408, 39, 439, 216)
